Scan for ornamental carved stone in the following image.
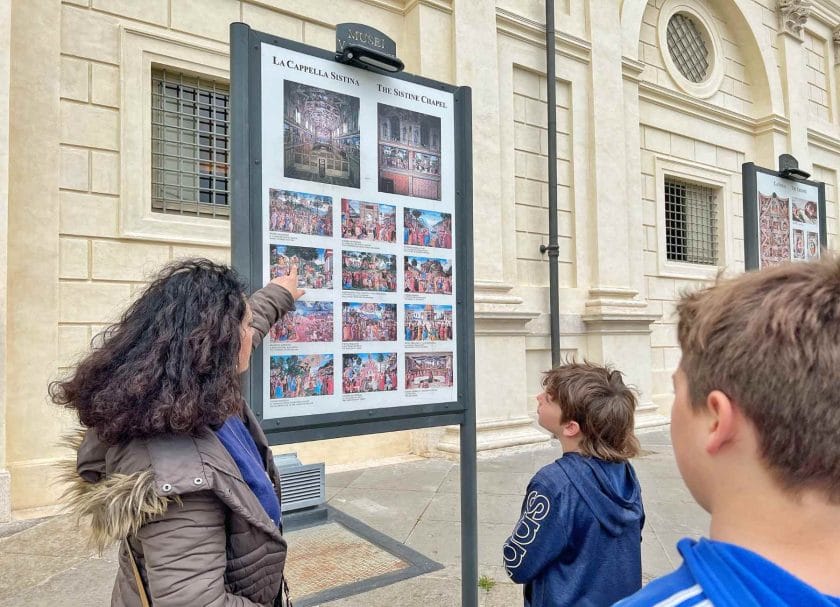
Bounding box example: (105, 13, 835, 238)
(779, 0, 811, 38)
(834, 27, 840, 64)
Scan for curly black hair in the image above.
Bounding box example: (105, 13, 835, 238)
(50, 258, 248, 445)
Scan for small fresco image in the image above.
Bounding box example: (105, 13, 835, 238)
(404, 208, 452, 249)
(341, 198, 397, 243)
(342, 352, 398, 394)
(404, 255, 452, 295)
(269, 354, 333, 399)
(268, 189, 333, 236)
(404, 304, 452, 342)
(405, 352, 453, 389)
(342, 302, 397, 342)
(807, 232, 820, 260)
(342, 251, 397, 292)
(270, 244, 333, 290)
(269, 301, 333, 343)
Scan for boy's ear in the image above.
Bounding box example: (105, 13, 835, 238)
(562, 419, 581, 438)
(704, 390, 738, 454)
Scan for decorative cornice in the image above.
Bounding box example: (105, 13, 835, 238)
(805, 0, 840, 27)
(778, 0, 812, 39)
(638, 81, 757, 135)
(581, 311, 662, 334)
(807, 126, 840, 153)
(474, 310, 540, 337)
(621, 57, 646, 83)
(403, 0, 453, 14)
(474, 280, 523, 305)
(354, 0, 407, 14)
(754, 114, 791, 136)
(495, 8, 591, 64)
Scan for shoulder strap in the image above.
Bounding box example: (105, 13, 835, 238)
(125, 539, 151, 607)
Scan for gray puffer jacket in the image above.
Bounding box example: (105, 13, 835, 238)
(61, 283, 295, 607)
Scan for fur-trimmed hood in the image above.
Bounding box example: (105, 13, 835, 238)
(60, 412, 284, 553)
(59, 429, 175, 553)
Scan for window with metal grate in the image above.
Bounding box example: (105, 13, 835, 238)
(665, 177, 718, 265)
(666, 13, 709, 84)
(151, 69, 230, 219)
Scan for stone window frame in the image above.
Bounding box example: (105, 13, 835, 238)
(657, 0, 725, 99)
(120, 26, 230, 246)
(654, 156, 733, 280)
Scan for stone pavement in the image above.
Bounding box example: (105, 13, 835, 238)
(0, 429, 709, 606)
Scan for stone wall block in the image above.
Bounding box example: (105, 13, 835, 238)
(61, 6, 119, 64)
(171, 0, 241, 42)
(59, 191, 118, 238)
(514, 123, 541, 154)
(695, 141, 716, 166)
(92, 0, 168, 26)
(170, 245, 230, 264)
(60, 101, 119, 150)
(644, 127, 671, 154)
(670, 135, 695, 160)
(302, 22, 335, 50)
(59, 237, 90, 279)
(241, 4, 303, 41)
(91, 150, 119, 195)
(60, 56, 88, 102)
(58, 324, 90, 368)
(91, 63, 119, 108)
(715, 146, 738, 171)
(59, 281, 132, 324)
(513, 68, 540, 98)
(59, 145, 89, 191)
(92, 240, 171, 281)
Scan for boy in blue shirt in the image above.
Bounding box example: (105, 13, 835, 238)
(503, 361, 645, 606)
(616, 257, 840, 607)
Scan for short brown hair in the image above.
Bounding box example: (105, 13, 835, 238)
(677, 255, 840, 501)
(542, 361, 640, 461)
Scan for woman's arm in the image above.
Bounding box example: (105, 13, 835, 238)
(136, 491, 261, 606)
(248, 266, 305, 347)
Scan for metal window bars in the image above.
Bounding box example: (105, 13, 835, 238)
(666, 14, 709, 84)
(151, 69, 230, 219)
(665, 177, 719, 265)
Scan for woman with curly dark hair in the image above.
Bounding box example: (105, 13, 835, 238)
(53, 258, 304, 607)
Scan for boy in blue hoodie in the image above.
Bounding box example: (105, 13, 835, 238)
(503, 361, 645, 607)
(616, 256, 840, 607)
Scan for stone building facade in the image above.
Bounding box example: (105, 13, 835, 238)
(1, 0, 839, 518)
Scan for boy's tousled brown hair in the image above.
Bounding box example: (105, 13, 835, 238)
(677, 255, 840, 502)
(542, 361, 640, 461)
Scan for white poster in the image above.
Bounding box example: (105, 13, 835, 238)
(755, 171, 820, 268)
(260, 44, 457, 419)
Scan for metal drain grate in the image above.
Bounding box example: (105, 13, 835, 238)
(281, 507, 444, 607)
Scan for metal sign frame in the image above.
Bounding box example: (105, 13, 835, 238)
(230, 22, 478, 607)
(742, 162, 827, 271)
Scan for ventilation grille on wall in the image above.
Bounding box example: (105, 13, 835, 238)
(275, 453, 326, 513)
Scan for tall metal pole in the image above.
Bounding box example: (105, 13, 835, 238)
(540, 0, 561, 366)
(457, 86, 478, 607)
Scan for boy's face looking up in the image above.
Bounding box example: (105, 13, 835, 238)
(536, 390, 561, 436)
(536, 390, 581, 453)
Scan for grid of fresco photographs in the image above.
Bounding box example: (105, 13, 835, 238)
(267, 78, 455, 400)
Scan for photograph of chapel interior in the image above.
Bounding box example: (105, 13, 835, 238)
(378, 104, 441, 200)
(284, 81, 361, 188)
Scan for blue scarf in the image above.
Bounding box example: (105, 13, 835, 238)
(215, 416, 282, 527)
